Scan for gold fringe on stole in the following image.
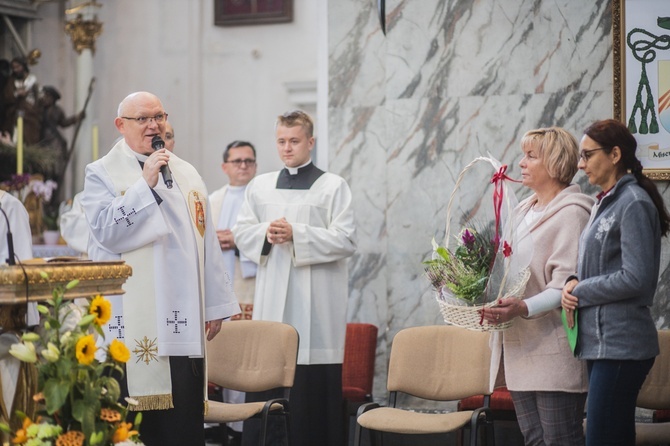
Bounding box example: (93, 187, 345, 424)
(203, 400, 208, 416)
(129, 394, 174, 411)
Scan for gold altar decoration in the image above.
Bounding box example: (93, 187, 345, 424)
(0, 260, 132, 330)
(0, 260, 131, 304)
(64, 14, 103, 55)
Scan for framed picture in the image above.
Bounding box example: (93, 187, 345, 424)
(614, 0, 670, 179)
(214, 0, 293, 27)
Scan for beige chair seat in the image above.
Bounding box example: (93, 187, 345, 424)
(636, 422, 670, 445)
(205, 320, 299, 446)
(205, 401, 287, 423)
(634, 330, 670, 445)
(357, 407, 475, 434)
(354, 325, 494, 446)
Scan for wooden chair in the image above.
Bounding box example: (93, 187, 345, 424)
(342, 323, 378, 444)
(354, 325, 494, 446)
(205, 320, 299, 446)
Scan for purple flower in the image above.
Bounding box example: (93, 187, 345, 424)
(460, 229, 476, 247)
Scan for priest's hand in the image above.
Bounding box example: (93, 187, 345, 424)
(267, 217, 293, 244)
(206, 319, 223, 340)
(217, 229, 236, 251)
(142, 148, 170, 188)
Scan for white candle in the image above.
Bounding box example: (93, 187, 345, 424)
(92, 124, 99, 161)
(16, 115, 23, 174)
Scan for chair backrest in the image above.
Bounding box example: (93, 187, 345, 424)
(342, 323, 378, 397)
(387, 325, 492, 401)
(637, 330, 670, 410)
(206, 320, 299, 393)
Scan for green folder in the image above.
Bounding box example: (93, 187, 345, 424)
(561, 308, 578, 354)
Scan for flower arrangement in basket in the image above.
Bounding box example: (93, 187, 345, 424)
(0, 277, 144, 446)
(424, 156, 532, 331)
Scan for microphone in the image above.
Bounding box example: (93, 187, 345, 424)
(0, 202, 16, 265)
(151, 135, 173, 189)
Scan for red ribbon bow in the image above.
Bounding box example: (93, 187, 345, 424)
(490, 165, 521, 246)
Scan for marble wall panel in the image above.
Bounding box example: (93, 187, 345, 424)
(329, 0, 670, 405)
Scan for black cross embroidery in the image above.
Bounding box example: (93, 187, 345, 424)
(167, 311, 188, 334)
(114, 206, 137, 227)
(108, 315, 125, 340)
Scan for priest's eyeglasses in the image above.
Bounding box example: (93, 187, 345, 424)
(579, 147, 607, 161)
(121, 113, 168, 125)
(227, 159, 256, 166)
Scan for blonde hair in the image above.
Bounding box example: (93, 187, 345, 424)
(520, 127, 579, 185)
(276, 110, 314, 137)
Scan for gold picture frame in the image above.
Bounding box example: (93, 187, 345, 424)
(614, 0, 670, 180)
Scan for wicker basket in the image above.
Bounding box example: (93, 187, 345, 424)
(437, 298, 512, 332)
(435, 266, 529, 331)
(431, 156, 531, 331)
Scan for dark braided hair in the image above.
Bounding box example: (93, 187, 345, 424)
(584, 119, 670, 236)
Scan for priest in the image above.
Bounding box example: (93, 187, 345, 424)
(234, 110, 356, 446)
(81, 92, 239, 446)
(0, 190, 38, 444)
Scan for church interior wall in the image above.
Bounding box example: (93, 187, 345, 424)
(12, 0, 670, 409)
(29, 0, 317, 193)
(326, 0, 670, 405)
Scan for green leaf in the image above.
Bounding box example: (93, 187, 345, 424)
(44, 378, 70, 414)
(102, 376, 121, 402)
(0, 423, 11, 433)
(89, 430, 105, 445)
(435, 246, 450, 261)
(78, 314, 96, 326)
(66, 279, 79, 290)
(93, 324, 105, 338)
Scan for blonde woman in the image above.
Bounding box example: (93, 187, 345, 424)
(484, 127, 593, 445)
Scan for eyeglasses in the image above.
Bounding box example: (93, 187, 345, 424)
(226, 159, 256, 166)
(121, 113, 168, 125)
(579, 147, 608, 161)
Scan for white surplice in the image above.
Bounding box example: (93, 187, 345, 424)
(0, 192, 32, 264)
(0, 191, 35, 420)
(233, 170, 356, 365)
(81, 142, 240, 353)
(82, 140, 240, 408)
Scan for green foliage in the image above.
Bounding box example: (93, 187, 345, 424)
(424, 224, 497, 304)
(0, 278, 141, 445)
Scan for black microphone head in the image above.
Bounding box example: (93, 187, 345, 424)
(151, 135, 165, 150)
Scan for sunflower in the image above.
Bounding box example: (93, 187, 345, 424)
(109, 339, 131, 363)
(89, 294, 112, 326)
(75, 334, 97, 365)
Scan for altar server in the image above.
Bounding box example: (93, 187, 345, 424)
(234, 110, 356, 446)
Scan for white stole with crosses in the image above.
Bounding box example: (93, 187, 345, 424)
(102, 140, 207, 411)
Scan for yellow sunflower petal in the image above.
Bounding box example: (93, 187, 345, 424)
(75, 334, 97, 365)
(89, 295, 112, 326)
(109, 339, 131, 363)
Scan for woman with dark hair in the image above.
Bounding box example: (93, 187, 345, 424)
(562, 119, 670, 445)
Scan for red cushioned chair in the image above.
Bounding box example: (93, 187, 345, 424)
(458, 386, 517, 422)
(342, 323, 378, 445)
